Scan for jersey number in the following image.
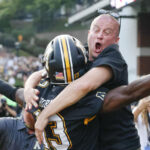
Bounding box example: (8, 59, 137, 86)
(43, 114, 72, 150)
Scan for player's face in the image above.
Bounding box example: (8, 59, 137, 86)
(87, 15, 120, 61)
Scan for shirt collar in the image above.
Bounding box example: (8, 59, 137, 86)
(17, 116, 26, 131)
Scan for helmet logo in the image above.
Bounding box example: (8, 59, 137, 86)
(55, 72, 65, 80)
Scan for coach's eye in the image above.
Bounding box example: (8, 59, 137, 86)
(103, 29, 113, 36)
(92, 26, 100, 33)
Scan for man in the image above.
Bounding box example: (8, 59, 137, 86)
(0, 109, 44, 150)
(0, 79, 44, 150)
(30, 34, 107, 149)
(0, 94, 17, 117)
(25, 13, 125, 114)
(25, 13, 140, 150)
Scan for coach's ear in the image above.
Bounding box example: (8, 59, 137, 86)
(115, 36, 120, 44)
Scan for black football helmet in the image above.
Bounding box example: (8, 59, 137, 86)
(42, 34, 87, 84)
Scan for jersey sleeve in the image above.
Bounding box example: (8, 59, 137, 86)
(92, 44, 128, 85)
(80, 87, 109, 116)
(0, 79, 17, 101)
(62, 87, 109, 120)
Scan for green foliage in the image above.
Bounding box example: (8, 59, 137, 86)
(11, 26, 35, 42)
(35, 37, 49, 48)
(0, 1, 14, 30)
(15, 78, 23, 87)
(0, 0, 34, 30)
(0, 33, 15, 47)
(11, 48, 32, 57)
(10, 47, 35, 57)
(0, 0, 77, 32)
(20, 41, 45, 56)
(32, 0, 63, 31)
(0, 0, 80, 56)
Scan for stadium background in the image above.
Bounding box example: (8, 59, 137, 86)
(0, 0, 150, 87)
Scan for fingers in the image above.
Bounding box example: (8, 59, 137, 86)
(33, 89, 40, 101)
(24, 88, 40, 110)
(34, 89, 40, 95)
(35, 129, 43, 145)
(34, 113, 49, 145)
(25, 100, 38, 110)
(35, 119, 44, 145)
(31, 99, 38, 108)
(25, 103, 33, 110)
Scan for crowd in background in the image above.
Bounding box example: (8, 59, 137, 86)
(0, 49, 43, 118)
(133, 96, 150, 150)
(0, 50, 42, 86)
(1, 50, 150, 150)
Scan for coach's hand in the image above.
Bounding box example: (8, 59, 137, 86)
(24, 87, 39, 110)
(35, 113, 48, 144)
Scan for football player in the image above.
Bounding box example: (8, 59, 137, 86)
(30, 34, 108, 150)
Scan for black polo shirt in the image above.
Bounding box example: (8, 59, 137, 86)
(0, 117, 44, 150)
(88, 44, 140, 150)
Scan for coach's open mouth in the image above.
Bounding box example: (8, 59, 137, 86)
(95, 42, 102, 52)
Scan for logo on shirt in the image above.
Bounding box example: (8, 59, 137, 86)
(96, 92, 106, 101)
(39, 97, 53, 108)
(33, 141, 42, 150)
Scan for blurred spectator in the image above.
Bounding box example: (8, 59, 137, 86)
(0, 109, 44, 150)
(133, 96, 150, 150)
(0, 94, 22, 117)
(8, 75, 16, 85)
(0, 96, 16, 117)
(0, 51, 42, 87)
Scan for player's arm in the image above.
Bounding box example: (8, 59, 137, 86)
(24, 69, 45, 109)
(5, 104, 17, 117)
(0, 79, 24, 106)
(40, 66, 112, 117)
(35, 66, 112, 144)
(0, 79, 17, 101)
(101, 74, 150, 113)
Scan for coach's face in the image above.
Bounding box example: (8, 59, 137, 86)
(87, 14, 120, 61)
